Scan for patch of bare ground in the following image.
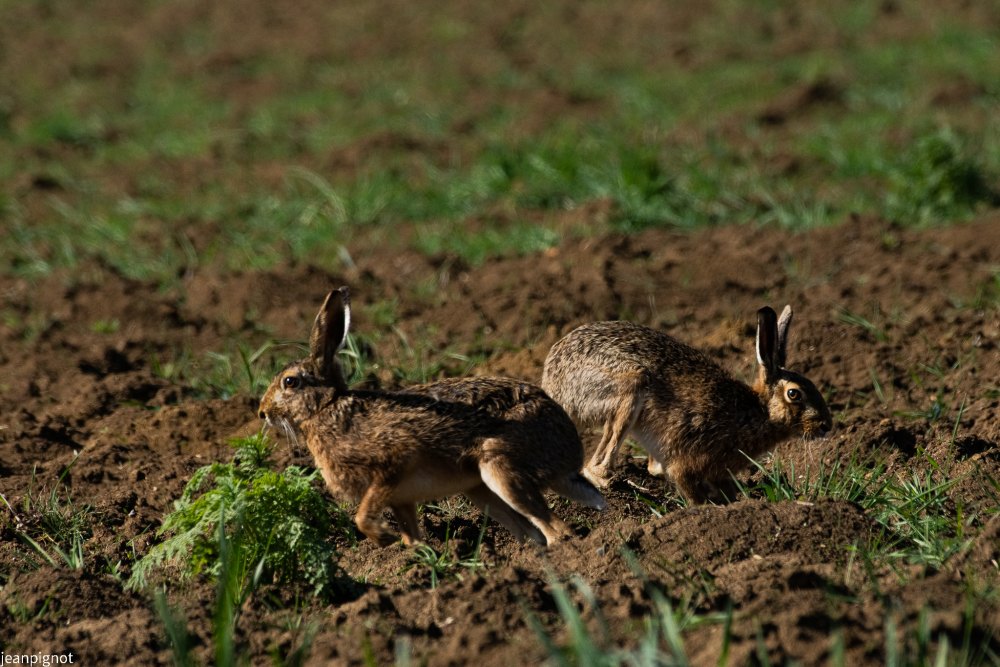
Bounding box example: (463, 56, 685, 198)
(2, 216, 999, 664)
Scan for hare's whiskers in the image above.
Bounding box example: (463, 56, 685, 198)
(280, 419, 302, 452)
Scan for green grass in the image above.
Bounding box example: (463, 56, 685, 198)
(839, 306, 891, 343)
(739, 453, 975, 570)
(1, 457, 94, 573)
(151, 341, 298, 400)
(528, 556, 730, 667)
(403, 518, 488, 589)
(7, 115, 993, 283)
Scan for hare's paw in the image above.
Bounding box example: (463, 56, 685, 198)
(582, 465, 614, 490)
(355, 515, 400, 548)
(646, 457, 665, 477)
(367, 523, 401, 548)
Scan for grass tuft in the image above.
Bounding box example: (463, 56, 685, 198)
(887, 128, 998, 225)
(2, 457, 93, 572)
(739, 453, 974, 570)
(403, 518, 488, 589)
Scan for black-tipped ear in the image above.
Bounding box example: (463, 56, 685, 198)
(756, 306, 779, 380)
(308, 286, 351, 386)
(776, 304, 793, 368)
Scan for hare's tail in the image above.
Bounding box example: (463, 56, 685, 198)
(551, 473, 607, 511)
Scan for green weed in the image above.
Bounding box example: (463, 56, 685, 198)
(963, 271, 1000, 312)
(415, 222, 560, 265)
(151, 341, 297, 400)
(127, 432, 350, 598)
(90, 318, 121, 334)
(883, 603, 998, 667)
(5, 595, 55, 625)
(153, 506, 319, 667)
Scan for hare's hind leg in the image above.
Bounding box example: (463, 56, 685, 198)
(479, 456, 572, 546)
(465, 484, 545, 544)
(549, 473, 607, 510)
(587, 387, 644, 487)
(666, 463, 709, 505)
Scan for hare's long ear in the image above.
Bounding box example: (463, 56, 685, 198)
(775, 304, 793, 368)
(308, 287, 351, 390)
(755, 306, 779, 383)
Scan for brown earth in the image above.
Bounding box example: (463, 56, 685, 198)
(3, 0, 1000, 665)
(2, 215, 1000, 665)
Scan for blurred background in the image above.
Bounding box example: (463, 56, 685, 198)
(2, 0, 998, 283)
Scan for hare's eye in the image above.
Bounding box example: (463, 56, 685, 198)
(283, 376, 301, 389)
(786, 387, 802, 402)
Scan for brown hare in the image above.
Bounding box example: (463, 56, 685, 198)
(258, 287, 604, 548)
(541, 306, 833, 504)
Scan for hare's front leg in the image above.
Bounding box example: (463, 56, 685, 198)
(389, 502, 422, 546)
(355, 483, 400, 547)
(586, 390, 644, 487)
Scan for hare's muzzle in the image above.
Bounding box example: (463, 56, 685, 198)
(808, 415, 834, 439)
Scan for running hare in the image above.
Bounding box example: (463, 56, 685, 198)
(541, 306, 832, 503)
(258, 287, 604, 547)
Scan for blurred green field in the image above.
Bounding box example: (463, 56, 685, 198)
(2, 0, 998, 285)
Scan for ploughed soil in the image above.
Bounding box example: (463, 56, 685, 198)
(3, 0, 1000, 664)
(2, 215, 1000, 665)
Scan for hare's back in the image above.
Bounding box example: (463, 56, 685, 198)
(415, 376, 584, 475)
(416, 376, 546, 414)
(322, 392, 493, 459)
(546, 321, 720, 378)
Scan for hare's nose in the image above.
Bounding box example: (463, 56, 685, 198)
(258, 409, 266, 420)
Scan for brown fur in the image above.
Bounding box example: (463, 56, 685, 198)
(540, 306, 833, 503)
(258, 287, 605, 548)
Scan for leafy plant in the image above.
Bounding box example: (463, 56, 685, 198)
(154, 506, 319, 667)
(127, 432, 349, 598)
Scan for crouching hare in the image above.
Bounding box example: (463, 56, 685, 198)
(541, 306, 833, 503)
(258, 287, 604, 547)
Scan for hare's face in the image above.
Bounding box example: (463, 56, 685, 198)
(258, 362, 327, 436)
(765, 370, 833, 439)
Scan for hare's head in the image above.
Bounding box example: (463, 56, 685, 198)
(753, 305, 833, 439)
(258, 287, 351, 429)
